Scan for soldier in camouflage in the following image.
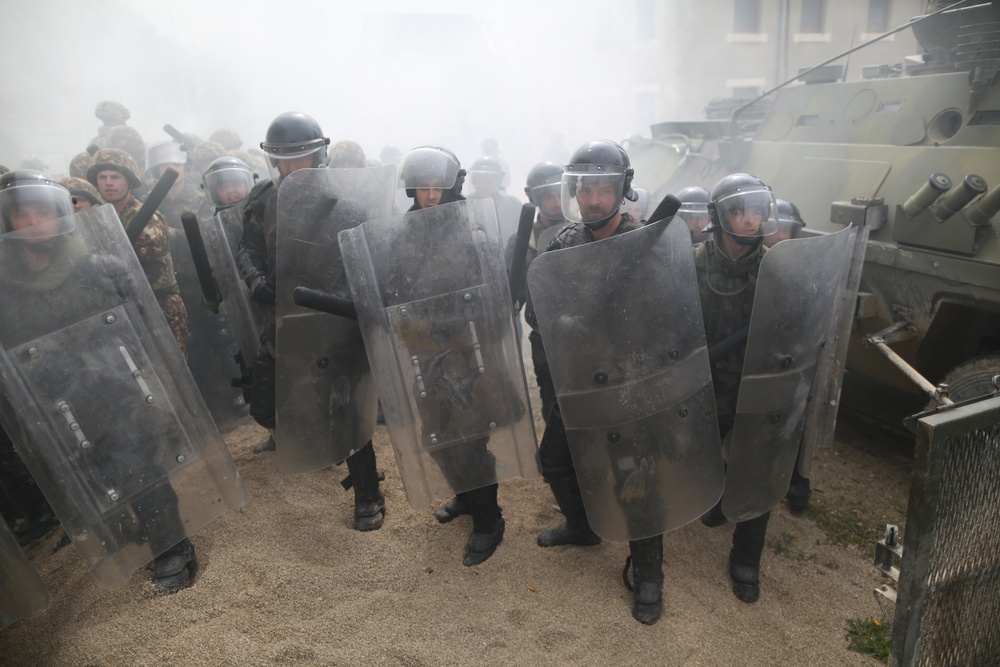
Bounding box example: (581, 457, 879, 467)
(87, 148, 189, 358)
(239, 112, 385, 531)
(526, 140, 665, 625)
(69, 151, 93, 180)
(695, 173, 777, 604)
(59, 177, 104, 211)
(209, 128, 243, 152)
(108, 125, 147, 176)
(90, 100, 130, 149)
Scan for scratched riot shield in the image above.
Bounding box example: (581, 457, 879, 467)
(0, 512, 49, 626)
(721, 227, 855, 522)
(274, 167, 394, 473)
(340, 198, 539, 508)
(202, 205, 264, 377)
(0, 204, 250, 591)
(528, 218, 725, 541)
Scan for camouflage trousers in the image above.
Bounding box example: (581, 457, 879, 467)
(158, 293, 190, 360)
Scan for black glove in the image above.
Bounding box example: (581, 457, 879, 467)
(249, 273, 276, 305)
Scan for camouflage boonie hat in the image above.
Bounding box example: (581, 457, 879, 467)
(69, 151, 93, 179)
(108, 125, 146, 173)
(328, 140, 366, 169)
(189, 141, 226, 172)
(60, 176, 104, 206)
(95, 100, 130, 124)
(210, 128, 243, 151)
(87, 148, 143, 190)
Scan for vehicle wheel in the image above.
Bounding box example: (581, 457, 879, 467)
(933, 354, 1000, 406)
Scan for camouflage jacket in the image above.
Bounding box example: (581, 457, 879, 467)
(117, 195, 181, 298)
(524, 212, 640, 332)
(694, 236, 768, 420)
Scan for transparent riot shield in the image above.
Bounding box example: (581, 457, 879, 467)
(0, 513, 49, 626)
(721, 227, 855, 522)
(203, 206, 264, 378)
(0, 204, 250, 591)
(339, 199, 539, 508)
(274, 167, 394, 473)
(528, 218, 725, 542)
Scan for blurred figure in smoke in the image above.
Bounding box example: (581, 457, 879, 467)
(87, 148, 189, 358)
(622, 185, 650, 222)
(19, 156, 48, 172)
(210, 128, 243, 152)
(238, 111, 386, 531)
(328, 140, 367, 169)
(60, 176, 104, 212)
(676, 185, 712, 245)
(69, 151, 93, 179)
(108, 125, 147, 176)
(89, 100, 130, 150)
(466, 156, 522, 246)
(764, 198, 805, 248)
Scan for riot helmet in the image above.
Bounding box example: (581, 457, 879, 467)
(146, 141, 187, 179)
(259, 112, 330, 183)
(201, 157, 256, 210)
(468, 156, 505, 198)
(707, 173, 778, 245)
(524, 162, 563, 216)
(676, 185, 712, 236)
(0, 170, 75, 245)
(399, 146, 465, 208)
(622, 185, 650, 221)
(561, 139, 636, 231)
(765, 198, 806, 247)
(328, 140, 367, 169)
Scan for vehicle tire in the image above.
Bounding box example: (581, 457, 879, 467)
(933, 354, 1000, 406)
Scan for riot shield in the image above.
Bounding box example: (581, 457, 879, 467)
(528, 218, 724, 542)
(0, 513, 49, 626)
(339, 199, 539, 509)
(721, 227, 855, 522)
(274, 167, 394, 473)
(0, 204, 249, 591)
(203, 206, 265, 375)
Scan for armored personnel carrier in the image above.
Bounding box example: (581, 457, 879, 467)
(632, 1, 1000, 425)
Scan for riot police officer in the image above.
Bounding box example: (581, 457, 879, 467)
(765, 198, 806, 248)
(238, 112, 385, 531)
(528, 140, 668, 625)
(676, 185, 712, 244)
(696, 173, 779, 603)
(466, 156, 523, 246)
(202, 157, 256, 216)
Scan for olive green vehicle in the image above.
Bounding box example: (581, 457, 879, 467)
(630, 1, 1000, 426)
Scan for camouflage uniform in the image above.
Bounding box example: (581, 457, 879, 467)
(118, 196, 189, 359)
(694, 237, 767, 428)
(69, 152, 93, 179)
(108, 126, 147, 175)
(60, 177, 104, 207)
(210, 128, 242, 151)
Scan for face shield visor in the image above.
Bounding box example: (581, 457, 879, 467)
(712, 186, 779, 240)
(0, 183, 76, 247)
(561, 166, 626, 227)
(677, 201, 711, 233)
(260, 139, 328, 183)
(529, 182, 563, 221)
(203, 167, 255, 209)
(398, 147, 461, 193)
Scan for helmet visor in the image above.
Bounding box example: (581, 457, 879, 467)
(399, 147, 461, 191)
(713, 187, 778, 238)
(203, 167, 254, 208)
(0, 184, 75, 239)
(561, 167, 625, 224)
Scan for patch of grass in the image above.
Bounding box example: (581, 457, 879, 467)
(809, 498, 883, 550)
(770, 531, 816, 562)
(846, 616, 891, 662)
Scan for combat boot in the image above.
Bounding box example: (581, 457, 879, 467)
(463, 483, 504, 566)
(345, 442, 385, 532)
(700, 499, 728, 527)
(786, 469, 811, 515)
(729, 511, 770, 603)
(152, 538, 196, 594)
(624, 536, 664, 625)
(537, 473, 601, 547)
(433, 493, 469, 524)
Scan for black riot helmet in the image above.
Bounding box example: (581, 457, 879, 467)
(561, 139, 636, 231)
(707, 173, 778, 246)
(677, 185, 712, 237)
(524, 162, 562, 202)
(259, 112, 330, 183)
(399, 146, 466, 204)
(201, 157, 257, 210)
(0, 170, 75, 243)
(775, 198, 805, 229)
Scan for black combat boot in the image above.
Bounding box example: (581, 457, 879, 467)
(345, 442, 385, 532)
(253, 433, 276, 454)
(729, 511, 770, 603)
(433, 493, 469, 524)
(152, 538, 196, 594)
(700, 498, 727, 527)
(786, 467, 811, 515)
(624, 535, 664, 625)
(537, 473, 601, 547)
(463, 483, 505, 566)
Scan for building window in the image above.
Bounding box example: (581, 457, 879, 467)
(801, 0, 825, 33)
(636, 0, 655, 40)
(734, 0, 759, 33)
(867, 0, 890, 33)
